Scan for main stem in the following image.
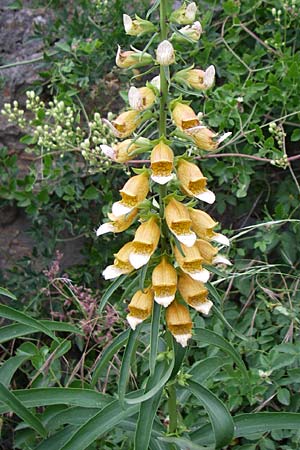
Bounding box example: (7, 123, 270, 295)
(159, 0, 178, 438)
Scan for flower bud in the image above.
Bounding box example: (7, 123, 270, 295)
(152, 257, 177, 307)
(129, 216, 161, 269)
(156, 40, 175, 66)
(177, 159, 215, 204)
(150, 142, 174, 185)
(178, 273, 212, 315)
(174, 65, 215, 90)
(112, 172, 149, 217)
(173, 21, 202, 42)
(127, 288, 153, 330)
(123, 14, 156, 36)
(128, 86, 156, 111)
(165, 198, 196, 247)
(170, 2, 197, 25)
(104, 110, 142, 139)
(116, 45, 153, 69)
(166, 300, 192, 347)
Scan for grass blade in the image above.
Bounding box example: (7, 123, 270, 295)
(188, 380, 234, 449)
(0, 382, 47, 437)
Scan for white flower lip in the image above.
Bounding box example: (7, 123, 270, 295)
(100, 144, 115, 160)
(186, 2, 197, 21)
(151, 174, 174, 185)
(102, 265, 123, 280)
(173, 333, 192, 348)
(211, 233, 230, 246)
(128, 86, 143, 110)
(174, 231, 196, 247)
(96, 222, 115, 236)
(112, 201, 134, 217)
(150, 75, 161, 91)
(204, 65, 215, 88)
(127, 314, 143, 330)
(129, 252, 151, 269)
(187, 268, 210, 283)
(123, 14, 132, 33)
(195, 189, 216, 204)
(154, 294, 175, 308)
(218, 132, 232, 144)
(194, 299, 213, 315)
(213, 255, 232, 266)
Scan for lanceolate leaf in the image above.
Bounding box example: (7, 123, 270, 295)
(34, 425, 77, 450)
(118, 327, 140, 406)
(0, 382, 47, 437)
(0, 355, 33, 387)
(0, 321, 83, 344)
(0, 287, 17, 300)
(193, 328, 249, 380)
(0, 388, 110, 414)
(91, 328, 130, 387)
(188, 380, 234, 449)
(134, 361, 166, 450)
(0, 305, 58, 342)
(234, 412, 300, 436)
(60, 399, 139, 450)
(98, 274, 128, 313)
(149, 302, 161, 375)
(159, 436, 214, 450)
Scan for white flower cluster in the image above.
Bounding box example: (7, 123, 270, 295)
(1, 101, 26, 128)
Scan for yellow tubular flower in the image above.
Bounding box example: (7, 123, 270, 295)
(96, 208, 138, 236)
(166, 300, 192, 347)
(185, 125, 218, 151)
(107, 110, 141, 138)
(172, 102, 200, 130)
(189, 208, 230, 246)
(178, 272, 213, 315)
(128, 86, 156, 111)
(152, 257, 177, 307)
(165, 198, 196, 247)
(102, 242, 135, 280)
(116, 45, 153, 68)
(150, 142, 174, 185)
(127, 288, 153, 330)
(129, 216, 161, 269)
(100, 140, 138, 163)
(174, 243, 210, 282)
(112, 172, 149, 217)
(175, 65, 215, 90)
(123, 14, 156, 36)
(174, 21, 202, 43)
(197, 239, 232, 266)
(177, 159, 215, 204)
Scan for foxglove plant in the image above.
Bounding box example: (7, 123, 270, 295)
(97, 0, 233, 446)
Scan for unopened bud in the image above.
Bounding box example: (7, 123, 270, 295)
(156, 40, 175, 66)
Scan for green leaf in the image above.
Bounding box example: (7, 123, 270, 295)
(118, 328, 140, 406)
(0, 388, 110, 414)
(291, 129, 300, 142)
(0, 354, 34, 387)
(134, 361, 166, 450)
(193, 328, 249, 380)
(0, 382, 47, 437)
(0, 305, 59, 342)
(34, 425, 77, 450)
(277, 388, 291, 406)
(234, 412, 300, 436)
(188, 380, 234, 449)
(0, 287, 17, 300)
(150, 302, 161, 375)
(82, 185, 99, 200)
(91, 329, 130, 387)
(0, 321, 83, 344)
(159, 436, 214, 450)
(98, 275, 128, 313)
(60, 399, 139, 450)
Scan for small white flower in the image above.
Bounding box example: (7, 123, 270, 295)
(204, 65, 215, 88)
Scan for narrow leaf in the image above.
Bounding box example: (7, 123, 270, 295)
(0, 355, 32, 387)
(159, 436, 214, 450)
(150, 302, 161, 375)
(98, 275, 127, 313)
(0, 287, 17, 300)
(234, 412, 300, 437)
(0, 305, 58, 342)
(91, 329, 130, 387)
(193, 328, 249, 380)
(118, 328, 140, 406)
(60, 399, 139, 450)
(0, 382, 47, 437)
(188, 380, 234, 449)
